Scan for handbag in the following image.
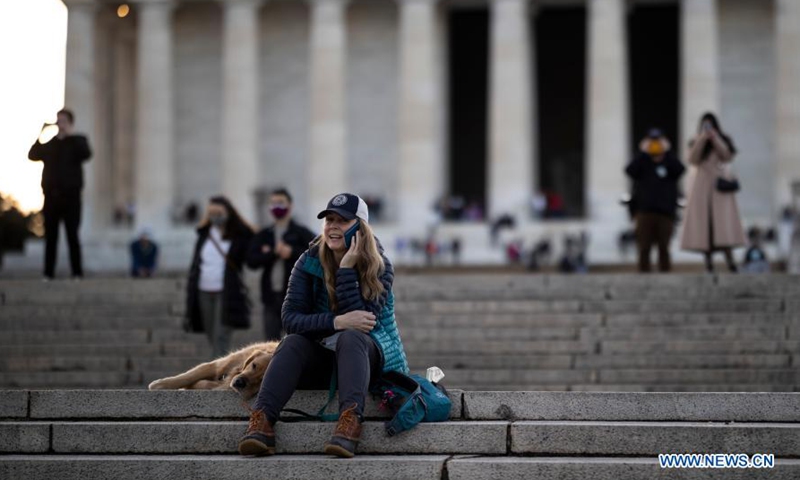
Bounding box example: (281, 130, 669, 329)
(716, 177, 740, 193)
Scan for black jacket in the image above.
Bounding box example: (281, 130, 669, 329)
(186, 226, 255, 330)
(246, 219, 316, 305)
(625, 152, 686, 218)
(28, 135, 92, 194)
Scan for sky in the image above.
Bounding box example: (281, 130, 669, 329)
(0, 0, 67, 213)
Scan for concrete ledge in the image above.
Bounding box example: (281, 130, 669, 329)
(0, 455, 449, 480)
(0, 423, 50, 453)
(447, 456, 800, 480)
(463, 392, 800, 422)
(0, 390, 28, 418)
(511, 421, 800, 456)
(30, 390, 462, 420)
(51, 421, 508, 455)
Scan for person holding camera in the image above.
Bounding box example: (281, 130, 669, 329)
(625, 128, 686, 272)
(238, 193, 408, 459)
(27, 109, 92, 281)
(680, 112, 745, 273)
(246, 188, 316, 341)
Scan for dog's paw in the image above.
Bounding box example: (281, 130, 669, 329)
(148, 379, 167, 390)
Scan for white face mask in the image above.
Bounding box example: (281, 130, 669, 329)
(209, 214, 228, 226)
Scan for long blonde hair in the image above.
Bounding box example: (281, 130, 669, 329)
(316, 220, 385, 312)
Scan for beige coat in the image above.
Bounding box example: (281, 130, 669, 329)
(680, 131, 746, 252)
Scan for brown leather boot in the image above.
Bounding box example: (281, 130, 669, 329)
(323, 403, 363, 458)
(238, 409, 276, 456)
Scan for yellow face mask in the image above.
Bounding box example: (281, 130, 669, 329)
(647, 140, 665, 156)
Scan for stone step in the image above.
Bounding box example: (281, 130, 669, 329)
(460, 391, 800, 421)
(509, 421, 800, 456)
(17, 390, 463, 420)
(0, 304, 174, 318)
(6, 390, 797, 423)
(395, 285, 800, 301)
(396, 299, 785, 315)
(0, 422, 501, 455)
(442, 369, 800, 386)
(601, 340, 800, 355)
(447, 456, 800, 480)
(573, 354, 793, 369)
(606, 313, 797, 327)
(0, 455, 449, 480)
(569, 384, 800, 393)
(3, 455, 798, 480)
(2, 420, 797, 457)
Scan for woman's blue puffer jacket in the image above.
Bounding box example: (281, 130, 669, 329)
(281, 241, 409, 374)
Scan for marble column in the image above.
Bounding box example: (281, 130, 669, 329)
(398, 0, 443, 228)
(113, 26, 136, 214)
(63, 0, 98, 231)
(488, 0, 534, 222)
(775, 0, 800, 210)
(308, 0, 348, 215)
(586, 0, 629, 227)
(680, 0, 720, 149)
(222, 0, 262, 222)
(134, 0, 175, 231)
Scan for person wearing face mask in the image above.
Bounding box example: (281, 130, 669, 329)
(237, 193, 408, 459)
(246, 188, 316, 341)
(185, 196, 255, 358)
(625, 128, 686, 272)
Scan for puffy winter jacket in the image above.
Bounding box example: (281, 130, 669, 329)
(281, 241, 409, 374)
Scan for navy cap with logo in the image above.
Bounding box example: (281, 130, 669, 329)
(317, 193, 369, 223)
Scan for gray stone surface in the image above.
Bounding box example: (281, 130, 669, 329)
(30, 390, 462, 420)
(0, 423, 49, 453)
(0, 455, 448, 480)
(0, 390, 27, 418)
(598, 369, 800, 385)
(580, 326, 787, 342)
(573, 354, 792, 369)
(601, 340, 800, 355)
(511, 421, 800, 456)
(51, 421, 507, 454)
(605, 313, 795, 327)
(463, 392, 800, 421)
(447, 457, 800, 480)
(396, 314, 603, 329)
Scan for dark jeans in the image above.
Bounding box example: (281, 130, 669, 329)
(43, 191, 83, 278)
(263, 292, 285, 342)
(254, 332, 381, 425)
(635, 212, 674, 272)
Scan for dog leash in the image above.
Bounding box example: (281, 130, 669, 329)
(280, 369, 339, 422)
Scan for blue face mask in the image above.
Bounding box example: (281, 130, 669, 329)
(344, 220, 360, 249)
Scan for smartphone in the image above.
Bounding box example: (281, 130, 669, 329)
(344, 221, 360, 249)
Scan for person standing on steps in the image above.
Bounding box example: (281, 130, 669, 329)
(246, 188, 316, 341)
(28, 109, 92, 280)
(680, 112, 745, 273)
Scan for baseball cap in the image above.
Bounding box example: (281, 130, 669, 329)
(317, 193, 369, 223)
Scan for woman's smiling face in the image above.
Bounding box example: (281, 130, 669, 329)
(323, 213, 357, 252)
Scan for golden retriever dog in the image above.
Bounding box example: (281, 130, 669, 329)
(148, 341, 279, 400)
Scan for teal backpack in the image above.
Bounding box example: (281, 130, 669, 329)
(372, 371, 452, 436)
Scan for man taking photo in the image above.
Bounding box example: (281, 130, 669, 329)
(28, 108, 92, 280)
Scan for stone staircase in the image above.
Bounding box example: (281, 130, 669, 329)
(1, 274, 800, 391)
(2, 389, 800, 479)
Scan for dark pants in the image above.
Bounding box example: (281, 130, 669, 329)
(263, 292, 285, 342)
(635, 212, 674, 272)
(43, 191, 83, 278)
(254, 332, 381, 425)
